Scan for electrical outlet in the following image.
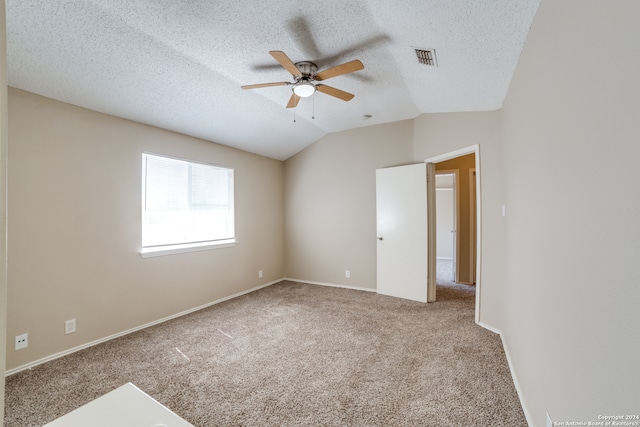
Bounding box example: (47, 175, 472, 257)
(15, 333, 28, 350)
(258, 270, 263, 278)
(345, 270, 351, 279)
(65, 319, 76, 335)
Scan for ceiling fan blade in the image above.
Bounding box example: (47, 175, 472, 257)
(315, 84, 355, 101)
(241, 82, 289, 90)
(286, 93, 301, 109)
(315, 60, 364, 81)
(286, 17, 321, 59)
(270, 51, 301, 77)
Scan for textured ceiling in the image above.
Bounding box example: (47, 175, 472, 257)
(6, 0, 540, 160)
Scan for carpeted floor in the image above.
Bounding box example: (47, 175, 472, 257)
(4, 270, 527, 426)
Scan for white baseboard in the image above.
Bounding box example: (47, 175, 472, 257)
(477, 322, 533, 427)
(5, 279, 283, 377)
(476, 320, 501, 335)
(283, 277, 376, 293)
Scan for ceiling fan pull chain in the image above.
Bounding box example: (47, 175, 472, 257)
(312, 95, 315, 120)
(293, 105, 296, 123)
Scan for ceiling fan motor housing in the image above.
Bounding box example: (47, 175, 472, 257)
(294, 61, 318, 80)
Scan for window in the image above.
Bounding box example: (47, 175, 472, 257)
(141, 153, 235, 256)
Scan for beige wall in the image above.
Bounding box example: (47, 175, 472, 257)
(1, 0, 8, 418)
(6, 89, 285, 371)
(435, 154, 475, 284)
(499, 0, 640, 424)
(284, 120, 414, 289)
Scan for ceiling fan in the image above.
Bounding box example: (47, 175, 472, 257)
(241, 51, 364, 108)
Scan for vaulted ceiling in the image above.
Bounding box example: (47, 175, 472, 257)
(6, 1, 540, 160)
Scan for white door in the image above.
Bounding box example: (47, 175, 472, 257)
(376, 163, 435, 303)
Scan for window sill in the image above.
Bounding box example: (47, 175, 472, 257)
(140, 239, 237, 258)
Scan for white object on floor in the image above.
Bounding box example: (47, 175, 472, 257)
(44, 382, 193, 427)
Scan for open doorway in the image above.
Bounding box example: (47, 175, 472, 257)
(426, 145, 481, 323)
(434, 154, 476, 285)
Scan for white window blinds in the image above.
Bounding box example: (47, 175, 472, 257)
(142, 153, 234, 248)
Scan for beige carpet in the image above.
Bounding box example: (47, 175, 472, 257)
(5, 277, 527, 426)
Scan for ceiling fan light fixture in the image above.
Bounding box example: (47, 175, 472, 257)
(293, 81, 316, 98)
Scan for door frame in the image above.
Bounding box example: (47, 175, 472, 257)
(469, 168, 477, 284)
(425, 145, 482, 324)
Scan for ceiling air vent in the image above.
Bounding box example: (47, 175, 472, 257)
(415, 48, 437, 66)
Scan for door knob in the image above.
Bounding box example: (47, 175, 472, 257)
(377, 237, 383, 241)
